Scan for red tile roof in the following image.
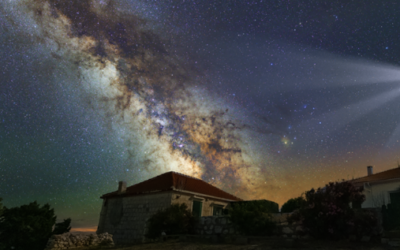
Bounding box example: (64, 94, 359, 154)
(350, 167, 400, 185)
(100, 171, 243, 201)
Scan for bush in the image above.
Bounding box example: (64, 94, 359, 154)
(352, 209, 379, 236)
(281, 196, 307, 213)
(0, 201, 57, 250)
(287, 181, 378, 240)
(53, 218, 72, 235)
(228, 200, 276, 236)
(232, 200, 279, 213)
(146, 203, 197, 239)
(382, 203, 400, 231)
(0, 198, 3, 217)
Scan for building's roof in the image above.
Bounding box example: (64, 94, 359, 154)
(350, 167, 400, 185)
(100, 171, 243, 201)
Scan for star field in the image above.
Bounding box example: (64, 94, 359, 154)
(1, 0, 400, 230)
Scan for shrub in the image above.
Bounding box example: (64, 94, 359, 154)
(287, 180, 378, 240)
(146, 203, 197, 239)
(382, 203, 400, 231)
(228, 200, 276, 236)
(0, 201, 57, 250)
(232, 200, 279, 213)
(281, 196, 307, 213)
(53, 218, 72, 235)
(352, 209, 379, 236)
(0, 198, 3, 217)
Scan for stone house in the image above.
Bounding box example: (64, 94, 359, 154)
(96, 171, 242, 245)
(350, 166, 400, 208)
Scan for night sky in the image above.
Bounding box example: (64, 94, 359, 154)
(1, 0, 400, 231)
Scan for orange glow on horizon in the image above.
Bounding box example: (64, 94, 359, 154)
(70, 227, 97, 233)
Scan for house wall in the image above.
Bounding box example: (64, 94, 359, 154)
(97, 190, 232, 245)
(96, 192, 173, 245)
(362, 180, 400, 208)
(170, 191, 230, 216)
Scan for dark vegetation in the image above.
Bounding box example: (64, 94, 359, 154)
(231, 200, 279, 213)
(146, 203, 197, 239)
(0, 198, 71, 250)
(228, 200, 276, 236)
(287, 181, 378, 240)
(0, 198, 3, 217)
(280, 196, 307, 213)
(53, 218, 72, 235)
(382, 203, 400, 231)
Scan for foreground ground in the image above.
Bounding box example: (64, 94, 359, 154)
(87, 238, 397, 250)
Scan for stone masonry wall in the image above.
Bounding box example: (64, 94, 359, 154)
(195, 216, 238, 237)
(195, 214, 296, 238)
(272, 210, 383, 241)
(44, 233, 114, 250)
(194, 213, 304, 240)
(272, 213, 309, 239)
(96, 191, 231, 245)
(96, 196, 384, 245)
(97, 192, 173, 245)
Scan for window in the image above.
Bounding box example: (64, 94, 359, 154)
(192, 200, 202, 218)
(213, 205, 224, 216)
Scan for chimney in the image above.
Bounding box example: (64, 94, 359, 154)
(118, 181, 127, 194)
(367, 166, 373, 176)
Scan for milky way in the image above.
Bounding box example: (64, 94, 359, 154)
(5, 0, 279, 199)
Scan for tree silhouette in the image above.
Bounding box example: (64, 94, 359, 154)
(281, 196, 306, 213)
(0, 197, 3, 217)
(0, 201, 56, 250)
(53, 218, 72, 235)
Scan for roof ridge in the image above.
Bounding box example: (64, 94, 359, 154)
(350, 166, 400, 182)
(170, 171, 202, 180)
(170, 171, 242, 200)
(365, 166, 399, 176)
(101, 171, 243, 201)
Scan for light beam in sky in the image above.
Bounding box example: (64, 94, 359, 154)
(297, 87, 400, 141)
(293, 53, 400, 88)
(251, 50, 400, 94)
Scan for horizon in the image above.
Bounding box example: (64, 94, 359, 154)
(2, 164, 395, 232)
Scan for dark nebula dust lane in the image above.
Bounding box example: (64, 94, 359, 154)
(3, 0, 280, 200)
(2, 0, 400, 230)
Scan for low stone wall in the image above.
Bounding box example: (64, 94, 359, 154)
(271, 213, 292, 224)
(194, 214, 302, 239)
(195, 216, 238, 236)
(274, 217, 308, 239)
(172, 209, 385, 244)
(273, 209, 384, 241)
(44, 232, 114, 250)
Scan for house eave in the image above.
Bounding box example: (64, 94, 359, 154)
(171, 188, 243, 202)
(353, 177, 400, 187)
(100, 188, 242, 202)
(100, 188, 173, 199)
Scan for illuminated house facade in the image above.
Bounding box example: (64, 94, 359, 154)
(96, 171, 242, 245)
(351, 166, 400, 208)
